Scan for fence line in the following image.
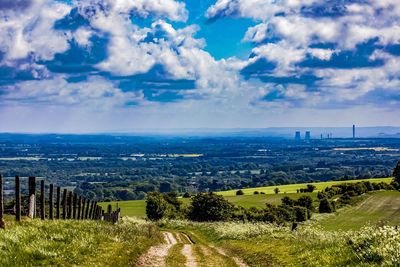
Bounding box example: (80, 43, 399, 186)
(0, 175, 120, 228)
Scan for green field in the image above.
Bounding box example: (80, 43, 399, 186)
(0, 217, 162, 266)
(318, 190, 400, 230)
(218, 177, 392, 196)
(100, 177, 393, 217)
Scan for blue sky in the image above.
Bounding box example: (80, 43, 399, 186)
(0, 0, 399, 133)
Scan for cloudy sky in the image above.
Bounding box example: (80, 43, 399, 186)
(0, 0, 399, 133)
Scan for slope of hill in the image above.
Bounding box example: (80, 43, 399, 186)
(318, 190, 400, 230)
(0, 217, 162, 266)
(100, 177, 393, 217)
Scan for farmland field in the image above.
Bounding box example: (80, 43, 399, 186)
(100, 177, 393, 217)
(218, 177, 393, 196)
(318, 190, 400, 230)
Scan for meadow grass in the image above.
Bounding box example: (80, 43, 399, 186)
(100, 177, 393, 217)
(218, 177, 393, 196)
(317, 190, 400, 230)
(0, 217, 162, 266)
(166, 243, 186, 267)
(162, 219, 400, 267)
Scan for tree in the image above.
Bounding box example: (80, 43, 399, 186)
(281, 196, 295, 206)
(183, 192, 191, 198)
(294, 206, 308, 222)
(306, 184, 316, 193)
(236, 190, 244, 196)
(296, 195, 313, 210)
(274, 187, 280, 194)
(162, 192, 181, 211)
(393, 161, 400, 183)
(319, 198, 335, 213)
(159, 182, 173, 193)
(187, 193, 234, 221)
(146, 192, 167, 221)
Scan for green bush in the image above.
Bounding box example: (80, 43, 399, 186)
(319, 198, 335, 213)
(306, 184, 316, 192)
(294, 206, 308, 222)
(236, 190, 244, 195)
(393, 161, 400, 183)
(296, 195, 313, 210)
(188, 193, 234, 222)
(281, 196, 295, 206)
(146, 192, 168, 221)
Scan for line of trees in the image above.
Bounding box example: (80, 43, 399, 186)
(317, 179, 398, 213)
(145, 192, 314, 224)
(145, 161, 400, 223)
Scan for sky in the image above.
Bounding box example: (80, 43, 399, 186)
(0, 0, 399, 133)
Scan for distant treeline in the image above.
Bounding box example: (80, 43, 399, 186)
(145, 177, 399, 224)
(1, 138, 398, 201)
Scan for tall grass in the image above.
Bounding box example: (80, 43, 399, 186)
(0, 217, 162, 266)
(162, 219, 400, 266)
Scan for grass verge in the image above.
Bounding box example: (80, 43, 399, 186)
(0, 217, 162, 266)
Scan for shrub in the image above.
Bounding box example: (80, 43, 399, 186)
(319, 198, 335, 213)
(393, 161, 400, 183)
(146, 192, 182, 220)
(294, 206, 308, 222)
(317, 191, 327, 200)
(306, 184, 316, 192)
(162, 192, 182, 211)
(187, 193, 234, 222)
(254, 191, 259, 195)
(338, 192, 351, 205)
(275, 206, 295, 223)
(296, 195, 313, 210)
(146, 192, 168, 221)
(236, 190, 244, 195)
(281, 196, 295, 206)
(183, 192, 191, 198)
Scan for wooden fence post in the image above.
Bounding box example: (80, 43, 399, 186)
(93, 205, 97, 220)
(81, 198, 86, 220)
(40, 180, 45, 220)
(77, 196, 82, 220)
(0, 174, 4, 228)
(68, 192, 73, 219)
(56, 187, 61, 219)
(72, 194, 77, 219)
(97, 206, 101, 220)
(62, 189, 67, 219)
(89, 201, 94, 219)
(15, 176, 21, 222)
(107, 204, 112, 222)
(49, 184, 54, 219)
(28, 176, 36, 218)
(92, 204, 97, 220)
(85, 199, 90, 219)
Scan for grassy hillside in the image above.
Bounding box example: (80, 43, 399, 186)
(0, 217, 162, 266)
(101, 177, 393, 217)
(163, 219, 400, 266)
(218, 177, 392, 196)
(318, 190, 400, 231)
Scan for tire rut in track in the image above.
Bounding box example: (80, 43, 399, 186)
(136, 231, 248, 267)
(135, 232, 177, 267)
